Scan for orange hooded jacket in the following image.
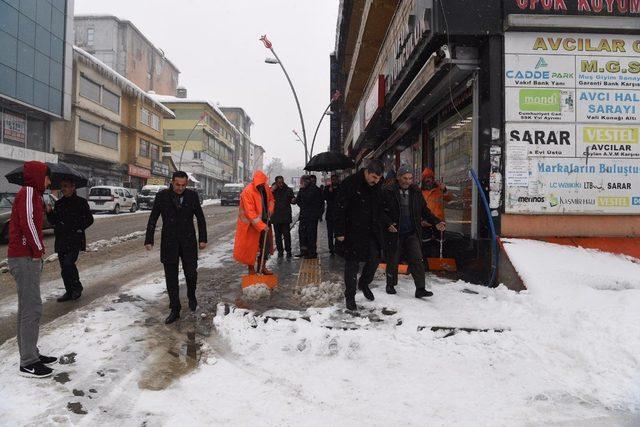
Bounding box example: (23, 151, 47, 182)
(233, 171, 275, 266)
(421, 168, 452, 221)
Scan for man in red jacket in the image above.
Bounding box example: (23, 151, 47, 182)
(8, 161, 57, 378)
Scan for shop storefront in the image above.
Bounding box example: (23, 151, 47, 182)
(150, 161, 171, 186)
(127, 164, 151, 191)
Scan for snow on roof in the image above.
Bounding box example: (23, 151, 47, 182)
(149, 94, 241, 135)
(73, 46, 175, 119)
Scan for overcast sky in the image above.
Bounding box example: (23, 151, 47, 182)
(74, 0, 340, 168)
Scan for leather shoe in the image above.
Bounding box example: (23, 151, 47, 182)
(71, 290, 82, 300)
(415, 288, 433, 298)
(165, 310, 180, 324)
(57, 292, 73, 302)
(386, 285, 397, 295)
(358, 284, 375, 301)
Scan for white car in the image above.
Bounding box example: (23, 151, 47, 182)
(88, 186, 138, 214)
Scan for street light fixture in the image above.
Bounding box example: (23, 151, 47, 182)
(178, 114, 206, 170)
(260, 34, 309, 165)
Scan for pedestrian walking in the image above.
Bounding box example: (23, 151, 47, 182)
(296, 174, 324, 259)
(334, 160, 384, 311)
(145, 171, 207, 324)
(46, 178, 94, 302)
(271, 176, 295, 258)
(322, 174, 340, 255)
(233, 170, 275, 274)
(8, 161, 58, 378)
(420, 167, 453, 258)
(381, 165, 446, 298)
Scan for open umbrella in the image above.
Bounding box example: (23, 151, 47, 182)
(5, 162, 88, 189)
(304, 151, 355, 172)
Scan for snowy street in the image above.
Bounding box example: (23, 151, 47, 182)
(1, 221, 639, 425)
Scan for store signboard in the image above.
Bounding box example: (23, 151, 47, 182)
(3, 111, 26, 144)
(128, 164, 151, 179)
(504, 32, 640, 214)
(151, 161, 170, 177)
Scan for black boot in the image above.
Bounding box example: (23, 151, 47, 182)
(415, 288, 433, 298)
(358, 284, 375, 301)
(187, 288, 197, 312)
(165, 309, 180, 324)
(345, 295, 357, 311)
(57, 292, 73, 302)
(71, 290, 82, 300)
(386, 285, 397, 295)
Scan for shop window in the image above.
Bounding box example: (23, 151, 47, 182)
(139, 139, 149, 157)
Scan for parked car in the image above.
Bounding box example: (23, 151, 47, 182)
(220, 183, 244, 206)
(88, 186, 137, 214)
(0, 192, 58, 243)
(137, 185, 168, 210)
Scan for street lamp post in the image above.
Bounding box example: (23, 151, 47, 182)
(178, 114, 206, 170)
(260, 35, 309, 164)
(310, 90, 341, 159)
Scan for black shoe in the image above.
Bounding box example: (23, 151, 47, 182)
(188, 297, 197, 312)
(345, 296, 357, 311)
(71, 290, 82, 300)
(294, 253, 306, 258)
(304, 253, 318, 259)
(358, 284, 375, 301)
(415, 288, 433, 298)
(19, 361, 53, 378)
(386, 285, 397, 295)
(329, 250, 335, 256)
(56, 292, 73, 302)
(277, 252, 284, 258)
(286, 252, 292, 259)
(165, 310, 180, 324)
(39, 355, 58, 365)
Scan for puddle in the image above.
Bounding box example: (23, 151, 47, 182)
(67, 402, 87, 415)
(53, 372, 71, 384)
(59, 352, 77, 365)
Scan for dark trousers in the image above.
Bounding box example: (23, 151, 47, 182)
(58, 250, 82, 294)
(344, 239, 380, 298)
(326, 218, 335, 252)
(273, 223, 291, 254)
(386, 232, 427, 290)
(299, 219, 318, 255)
(163, 246, 198, 311)
(256, 229, 272, 270)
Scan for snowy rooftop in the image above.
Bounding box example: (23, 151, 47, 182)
(149, 94, 241, 135)
(73, 46, 175, 119)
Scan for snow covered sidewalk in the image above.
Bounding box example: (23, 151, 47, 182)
(0, 239, 639, 425)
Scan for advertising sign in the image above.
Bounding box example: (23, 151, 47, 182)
(151, 161, 170, 178)
(128, 164, 151, 179)
(504, 32, 640, 214)
(3, 111, 26, 144)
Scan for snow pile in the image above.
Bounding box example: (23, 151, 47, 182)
(86, 231, 146, 252)
(241, 283, 271, 301)
(202, 198, 220, 207)
(297, 281, 343, 307)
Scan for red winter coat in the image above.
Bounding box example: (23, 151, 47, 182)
(233, 171, 275, 266)
(8, 161, 48, 259)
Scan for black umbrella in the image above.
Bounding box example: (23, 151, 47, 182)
(5, 162, 89, 189)
(304, 151, 355, 172)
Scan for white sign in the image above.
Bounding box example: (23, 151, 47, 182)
(505, 32, 640, 214)
(0, 144, 58, 164)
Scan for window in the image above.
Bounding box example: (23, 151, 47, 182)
(101, 128, 118, 150)
(80, 75, 100, 103)
(139, 139, 149, 157)
(150, 144, 160, 161)
(140, 107, 160, 131)
(79, 119, 100, 144)
(102, 88, 120, 113)
(140, 107, 150, 126)
(87, 27, 94, 46)
(193, 152, 201, 160)
(151, 113, 160, 131)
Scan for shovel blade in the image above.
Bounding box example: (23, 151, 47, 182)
(427, 258, 457, 272)
(241, 274, 278, 289)
(378, 263, 409, 275)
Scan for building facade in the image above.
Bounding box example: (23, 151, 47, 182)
(332, 0, 640, 284)
(251, 143, 265, 175)
(74, 15, 180, 96)
(221, 106, 253, 182)
(51, 47, 175, 195)
(0, 0, 74, 191)
(153, 90, 236, 196)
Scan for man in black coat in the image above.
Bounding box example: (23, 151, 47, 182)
(334, 160, 384, 311)
(295, 174, 324, 259)
(271, 176, 295, 258)
(46, 178, 94, 302)
(145, 171, 207, 324)
(381, 164, 446, 298)
(322, 174, 340, 255)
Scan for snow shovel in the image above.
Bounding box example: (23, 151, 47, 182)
(378, 263, 409, 275)
(241, 226, 278, 290)
(427, 231, 457, 272)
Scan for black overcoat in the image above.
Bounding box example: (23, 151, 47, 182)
(334, 169, 384, 262)
(46, 193, 94, 253)
(380, 182, 442, 236)
(271, 184, 295, 224)
(144, 188, 207, 264)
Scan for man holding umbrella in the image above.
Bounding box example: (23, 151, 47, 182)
(46, 177, 94, 302)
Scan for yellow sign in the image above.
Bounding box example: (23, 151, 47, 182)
(583, 127, 639, 144)
(597, 196, 630, 207)
(147, 178, 166, 185)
